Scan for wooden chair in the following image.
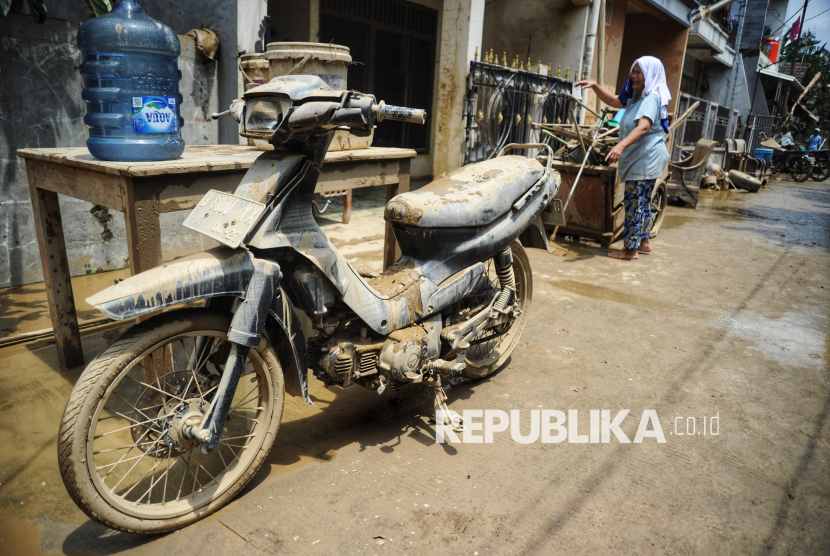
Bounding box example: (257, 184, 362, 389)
(725, 139, 766, 176)
(665, 139, 716, 208)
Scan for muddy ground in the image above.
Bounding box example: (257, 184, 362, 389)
(0, 179, 828, 555)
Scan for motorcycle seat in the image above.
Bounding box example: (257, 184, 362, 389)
(384, 155, 544, 228)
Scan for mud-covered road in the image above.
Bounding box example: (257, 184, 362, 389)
(1, 179, 828, 555)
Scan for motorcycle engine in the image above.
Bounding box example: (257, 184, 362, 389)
(312, 315, 441, 388)
(377, 326, 429, 381)
(313, 333, 384, 387)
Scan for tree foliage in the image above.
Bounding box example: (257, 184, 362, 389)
(780, 31, 830, 140)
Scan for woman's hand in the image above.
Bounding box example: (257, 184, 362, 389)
(605, 143, 624, 164)
(606, 117, 651, 164)
(574, 82, 623, 109)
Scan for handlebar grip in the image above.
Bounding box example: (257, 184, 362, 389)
(377, 102, 427, 124)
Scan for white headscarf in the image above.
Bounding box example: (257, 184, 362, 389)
(631, 56, 671, 121)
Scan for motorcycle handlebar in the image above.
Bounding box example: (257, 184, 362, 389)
(375, 101, 427, 124)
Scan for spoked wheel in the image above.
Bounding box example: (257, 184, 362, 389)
(791, 158, 811, 182)
(811, 159, 830, 182)
(58, 309, 284, 533)
(448, 240, 532, 379)
(649, 180, 667, 238)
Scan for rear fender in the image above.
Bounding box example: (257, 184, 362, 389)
(518, 215, 552, 252)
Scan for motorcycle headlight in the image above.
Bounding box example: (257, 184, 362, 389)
(243, 99, 290, 137)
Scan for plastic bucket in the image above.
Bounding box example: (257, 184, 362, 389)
(240, 53, 270, 90)
(264, 42, 370, 152)
(265, 42, 351, 89)
(754, 147, 773, 163)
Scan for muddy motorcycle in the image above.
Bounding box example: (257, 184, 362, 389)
(58, 75, 559, 533)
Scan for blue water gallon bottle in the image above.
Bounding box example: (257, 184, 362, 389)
(78, 0, 184, 161)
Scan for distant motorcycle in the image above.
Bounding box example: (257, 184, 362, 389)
(58, 75, 558, 533)
(770, 146, 812, 182)
(807, 149, 830, 182)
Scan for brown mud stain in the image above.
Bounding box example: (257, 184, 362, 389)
(0, 510, 42, 556)
(330, 234, 384, 248)
(259, 379, 397, 479)
(660, 215, 695, 230)
(0, 268, 130, 337)
(548, 279, 719, 320)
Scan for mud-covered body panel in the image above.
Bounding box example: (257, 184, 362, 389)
(86, 247, 312, 404)
(234, 151, 305, 204)
(86, 248, 254, 320)
(384, 156, 544, 228)
(243, 75, 341, 103)
(391, 170, 559, 287)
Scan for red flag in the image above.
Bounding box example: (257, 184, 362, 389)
(790, 16, 801, 41)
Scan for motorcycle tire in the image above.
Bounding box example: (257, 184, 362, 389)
(649, 180, 667, 238)
(811, 159, 830, 182)
(791, 158, 811, 183)
(456, 240, 532, 380)
(58, 308, 285, 534)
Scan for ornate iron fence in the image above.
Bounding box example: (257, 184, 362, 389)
(463, 61, 575, 164)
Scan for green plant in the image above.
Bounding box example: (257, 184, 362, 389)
(85, 0, 113, 17)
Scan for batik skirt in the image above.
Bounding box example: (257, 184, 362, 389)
(622, 179, 655, 250)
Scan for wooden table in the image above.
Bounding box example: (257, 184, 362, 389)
(17, 145, 416, 369)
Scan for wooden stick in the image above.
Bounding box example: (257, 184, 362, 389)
(667, 101, 700, 136)
(571, 108, 588, 156)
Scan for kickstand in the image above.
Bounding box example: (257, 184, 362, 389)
(429, 377, 464, 432)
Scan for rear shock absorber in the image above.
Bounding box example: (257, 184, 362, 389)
(493, 247, 515, 311)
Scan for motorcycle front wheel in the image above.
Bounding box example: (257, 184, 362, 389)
(448, 240, 533, 379)
(58, 308, 284, 533)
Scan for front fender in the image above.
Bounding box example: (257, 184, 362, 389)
(86, 248, 255, 320)
(87, 247, 312, 405)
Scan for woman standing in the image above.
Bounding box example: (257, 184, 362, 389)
(575, 56, 671, 260)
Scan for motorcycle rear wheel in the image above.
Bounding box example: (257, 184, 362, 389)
(451, 240, 532, 379)
(58, 308, 284, 533)
(791, 158, 811, 182)
(811, 159, 830, 182)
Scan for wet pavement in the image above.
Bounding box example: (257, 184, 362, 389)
(0, 179, 828, 555)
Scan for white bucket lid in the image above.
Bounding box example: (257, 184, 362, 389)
(265, 42, 351, 63)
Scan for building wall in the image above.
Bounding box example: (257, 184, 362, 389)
(583, 0, 629, 111)
(0, 0, 260, 288)
(765, 0, 789, 40)
(269, 0, 312, 42)
(615, 12, 688, 114)
(481, 0, 588, 81)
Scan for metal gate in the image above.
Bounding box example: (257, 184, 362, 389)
(744, 114, 781, 155)
(463, 60, 575, 163)
(670, 93, 739, 160)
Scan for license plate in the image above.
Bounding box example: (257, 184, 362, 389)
(807, 156, 816, 163)
(541, 198, 566, 226)
(183, 190, 266, 248)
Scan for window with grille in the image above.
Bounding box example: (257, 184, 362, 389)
(319, 0, 438, 153)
